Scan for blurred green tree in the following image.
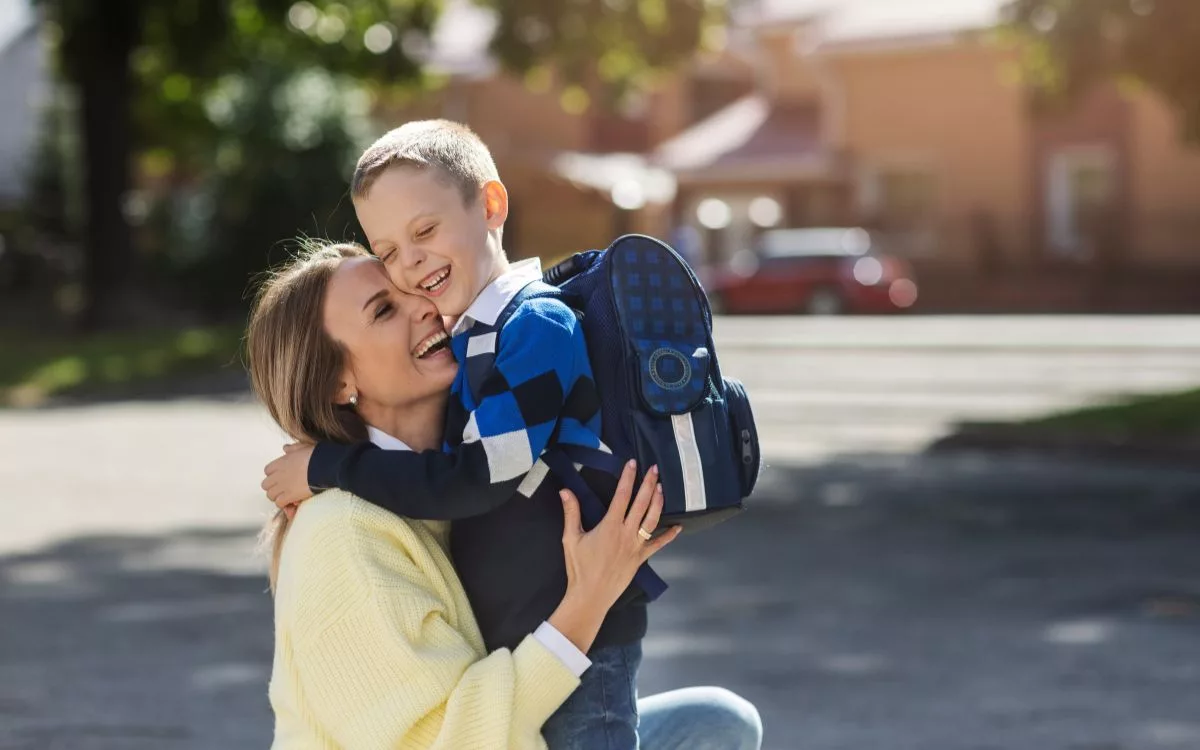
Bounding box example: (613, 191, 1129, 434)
(32, 0, 718, 327)
(144, 64, 374, 315)
(1005, 0, 1200, 139)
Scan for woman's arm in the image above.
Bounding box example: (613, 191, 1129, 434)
(293, 595, 578, 750)
(285, 463, 677, 749)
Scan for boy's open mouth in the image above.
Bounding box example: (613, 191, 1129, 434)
(418, 266, 451, 296)
(413, 330, 451, 359)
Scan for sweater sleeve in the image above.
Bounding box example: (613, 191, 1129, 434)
(290, 542, 578, 749)
(307, 440, 523, 521)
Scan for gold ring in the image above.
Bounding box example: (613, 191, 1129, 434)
(637, 527, 653, 542)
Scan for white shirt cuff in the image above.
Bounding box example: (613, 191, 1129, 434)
(532, 621, 591, 678)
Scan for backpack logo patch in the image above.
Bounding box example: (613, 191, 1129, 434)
(649, 347, 692, 391)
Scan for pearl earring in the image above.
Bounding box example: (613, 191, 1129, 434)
(349, 393, 358, 407)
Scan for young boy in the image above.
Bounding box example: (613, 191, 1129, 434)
(263, 120, 659, 748)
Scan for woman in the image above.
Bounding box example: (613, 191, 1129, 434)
(247, 242, 762, 749)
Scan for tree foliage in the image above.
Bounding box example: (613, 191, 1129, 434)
(30, 0, 722, 325)
(483, 0, 718, 102)
(1005, 0, 1200, 139)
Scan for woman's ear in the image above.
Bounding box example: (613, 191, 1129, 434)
(482, 180, 509, 231)
(335, 378, 357, 407)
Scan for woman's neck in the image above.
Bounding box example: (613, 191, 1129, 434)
(359, 396, 446, 452)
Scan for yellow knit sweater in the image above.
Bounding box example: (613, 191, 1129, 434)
(268, 489, 579, 749)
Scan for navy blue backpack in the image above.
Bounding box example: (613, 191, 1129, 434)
(497, 234, 761, 555)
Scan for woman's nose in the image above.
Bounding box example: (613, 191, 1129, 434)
(400, 292, 439, 322)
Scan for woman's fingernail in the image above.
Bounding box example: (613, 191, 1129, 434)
(626, 459, 637, 469)
(650, 465, 659, 476)
(656, 484, 663, 495)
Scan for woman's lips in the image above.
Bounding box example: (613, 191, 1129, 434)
(421, 344, 454, 362)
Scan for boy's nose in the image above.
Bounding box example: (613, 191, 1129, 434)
(399, 243, 427, 269)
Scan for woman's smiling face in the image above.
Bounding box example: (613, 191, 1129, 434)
(322, 256, 458, 411)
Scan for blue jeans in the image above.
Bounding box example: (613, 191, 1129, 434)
(541, 641, 762, 750)
(542, 642, 641, 749)
(638, 686, 762, 750)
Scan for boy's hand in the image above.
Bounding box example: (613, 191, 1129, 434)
(262, 443, 315, 509)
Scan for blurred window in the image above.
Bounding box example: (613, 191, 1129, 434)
(1047, 146, 1117, 257)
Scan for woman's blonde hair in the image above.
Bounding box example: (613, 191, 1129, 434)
(245, 240, 372, 591)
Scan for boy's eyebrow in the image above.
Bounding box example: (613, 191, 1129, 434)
(361, 289, 389, 312)
(366, 211, 437, 250)
(405, 211, 437, 229)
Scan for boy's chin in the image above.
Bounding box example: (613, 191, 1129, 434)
(433, 299, 468, 320)
(434, 288, 473, 319)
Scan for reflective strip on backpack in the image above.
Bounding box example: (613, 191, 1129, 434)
(671, 413, 707, 512)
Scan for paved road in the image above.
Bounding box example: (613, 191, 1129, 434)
(713, 316, 1200, 461)
(2, 317, 1199, 749)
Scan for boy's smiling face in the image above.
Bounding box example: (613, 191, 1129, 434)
(355, 164, 508, 318)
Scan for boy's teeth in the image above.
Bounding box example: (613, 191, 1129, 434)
(422, 269, 449, 291)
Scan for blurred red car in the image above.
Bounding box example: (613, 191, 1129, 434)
(706, 227, 918, 315)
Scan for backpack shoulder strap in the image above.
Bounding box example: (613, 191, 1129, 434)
(463, 280, 563, 403)
(494, 279, 563, 332)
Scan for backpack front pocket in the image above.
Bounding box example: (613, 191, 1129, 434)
(629, 394, 743, 521)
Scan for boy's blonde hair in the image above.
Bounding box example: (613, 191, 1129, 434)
(352, 119, 500, 205)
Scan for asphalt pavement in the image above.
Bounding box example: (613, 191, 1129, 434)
(2, 316, 1199, 750)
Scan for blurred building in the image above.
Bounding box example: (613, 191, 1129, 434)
(377, 0, 679, 266)
(399, 0, 1200, 312)
(0, 0, 46, 209)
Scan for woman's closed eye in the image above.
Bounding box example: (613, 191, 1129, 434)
(373, 301, 394, 321)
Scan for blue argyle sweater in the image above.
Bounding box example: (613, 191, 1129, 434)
(443, 292, 606, 494)
(307, 264, 608, 514)
(446, 287, 647, 651)
(307, 266, 648, 651)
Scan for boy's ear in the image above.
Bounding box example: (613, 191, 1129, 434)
(482, 180, 508, 231)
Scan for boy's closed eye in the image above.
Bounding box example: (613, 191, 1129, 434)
(415, 224, 436, 241)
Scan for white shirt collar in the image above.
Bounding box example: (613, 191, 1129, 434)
(450, 258, 542, 337)
(366, 425, 413, 452)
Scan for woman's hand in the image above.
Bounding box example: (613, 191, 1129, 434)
(548, 460, 680, 653)
(561, 460, 679, 605)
